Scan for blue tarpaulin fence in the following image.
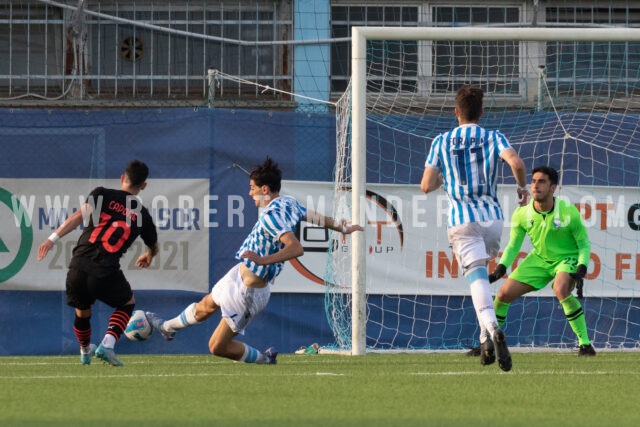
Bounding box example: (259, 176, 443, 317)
(0, 108, 638, 355)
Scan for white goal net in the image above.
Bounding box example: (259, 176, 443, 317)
(325, 27, 640, 354)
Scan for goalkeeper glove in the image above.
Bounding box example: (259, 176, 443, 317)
(488, 264, 507, 283)
(570, 264, 587, 299)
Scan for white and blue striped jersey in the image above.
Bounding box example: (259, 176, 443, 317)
(425, 123, 513, 227)
(235, 195, 307, 283)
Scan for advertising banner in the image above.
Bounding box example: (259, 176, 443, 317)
(0, 178, 210, 292)
(279, 181, 640, 297)
(2, 178, 638, 297)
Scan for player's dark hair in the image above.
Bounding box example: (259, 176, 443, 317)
(456, 85, 483, 122)
(532, 165, 559, 185)
(125, 160, 149, 188)
(250, 156, 282, 193)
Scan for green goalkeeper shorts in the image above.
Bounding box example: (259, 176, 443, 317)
(509, 253, 579, 290)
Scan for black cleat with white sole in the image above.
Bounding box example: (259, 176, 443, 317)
(493, 329, 512, 372)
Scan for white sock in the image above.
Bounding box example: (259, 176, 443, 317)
(469, 278, 499, 338)
(164, 302, 200, 332)
(101, 334, 116, 348)
(477, 325, 491, 344)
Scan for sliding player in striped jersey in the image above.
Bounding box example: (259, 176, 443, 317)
(145, 157, 363, 364)
(421, 85, 528, 372)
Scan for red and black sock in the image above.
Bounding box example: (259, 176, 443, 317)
(74, 316, 92, 348)
(106, 304, 134, 342)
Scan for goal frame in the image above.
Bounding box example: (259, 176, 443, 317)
(350, 26, 640, 355)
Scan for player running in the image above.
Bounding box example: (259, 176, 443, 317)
(421, 85, 528, 371)
(37, 160, 158, 366)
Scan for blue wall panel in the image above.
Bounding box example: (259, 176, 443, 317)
(0, 107, 638, 355)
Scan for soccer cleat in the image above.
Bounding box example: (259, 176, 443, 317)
(263, 347, 278, 364)
(294, 343, 319, 355)
(578, 344, 596, 356)
(145, 311, 175, 341)
(95, 344, 124, 367)
(465, 346, 481, 357)
(479, 340, 495, 366)
(493, 329, 512, 372)
(80, 343, 97, 365)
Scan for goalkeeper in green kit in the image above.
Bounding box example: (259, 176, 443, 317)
(488, 166, 596, 356)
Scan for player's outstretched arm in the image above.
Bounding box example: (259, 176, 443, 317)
(37, 206, 89, 261)
(136, 243, 159, 268)
(304, 209, 364, 234)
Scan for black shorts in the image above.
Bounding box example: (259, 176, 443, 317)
(65, 267, 133, 310)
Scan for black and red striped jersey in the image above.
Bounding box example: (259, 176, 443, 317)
(69, 186, 157, 275)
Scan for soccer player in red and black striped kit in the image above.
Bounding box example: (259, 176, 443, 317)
(38, 160, 158, 366)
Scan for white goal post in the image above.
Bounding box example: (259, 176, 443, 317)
(349, 26, 640, 355)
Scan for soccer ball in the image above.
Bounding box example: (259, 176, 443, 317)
(124, 310, 153, 341)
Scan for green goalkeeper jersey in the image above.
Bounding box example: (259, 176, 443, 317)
(500, 197, 590, 267)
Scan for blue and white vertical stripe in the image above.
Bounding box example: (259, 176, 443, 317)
(425, 123, 512, 227)
(235, 195, 307, 283)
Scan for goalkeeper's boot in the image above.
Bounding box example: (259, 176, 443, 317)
(578, 344, 596, 356)
(466, 346, 481, 357)
(493, 328, 512, 372)
(80, 343, 97, 365)
(95, 344, 124, 367)
(262, 347, 278, 365)
(479, 339, 495, 366)
(145, 311, 176, 341)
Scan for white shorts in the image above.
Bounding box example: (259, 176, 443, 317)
(210, 263, 271, 335)
(447, 220, 503, 269)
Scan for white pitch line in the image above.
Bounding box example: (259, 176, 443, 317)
(410, 370, 640, 376)
(0, 371, 349, 380)
(1, 370, 635, 380)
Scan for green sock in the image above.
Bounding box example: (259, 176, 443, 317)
(494, 299, 510, 328)
(560, 295, 590, 346)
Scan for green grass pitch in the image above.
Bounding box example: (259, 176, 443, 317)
(1, 351, 639, 426)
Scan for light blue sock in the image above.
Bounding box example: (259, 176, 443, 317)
(239, 343, 261, 363)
